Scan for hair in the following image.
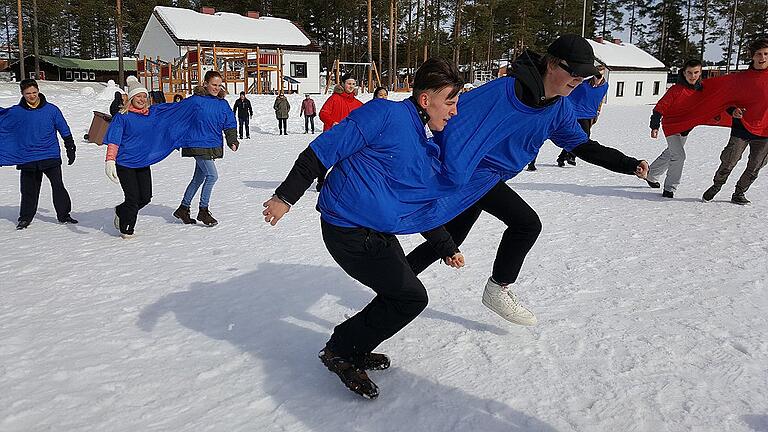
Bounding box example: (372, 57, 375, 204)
(373, 86, 388, 98)
(540, 54, 562, 77)
(682, 59, 703, 70)
(239, 91, 245, 96)
(20, 79, 39, 92)
(413, 58, 463, 99)
(203, 70, 222, 83)
(173, 94, 184, 102)
(748, 38, 768, 56)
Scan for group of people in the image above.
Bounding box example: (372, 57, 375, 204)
(2, 32, 766, 401)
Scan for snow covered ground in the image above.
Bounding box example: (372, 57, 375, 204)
(1, 84, 766, 432)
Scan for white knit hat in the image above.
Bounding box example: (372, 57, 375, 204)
(126, 76, 148, 100)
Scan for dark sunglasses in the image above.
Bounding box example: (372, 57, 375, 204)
(558, 62, 593, 80)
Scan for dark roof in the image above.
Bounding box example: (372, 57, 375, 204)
(4, 55, 138, 72)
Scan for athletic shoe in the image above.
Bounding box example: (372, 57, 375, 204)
(646, 180, 661, 189)
(481, 278, 537, 326)
(319, 346, 379, 399)
(731, 193, 750, 205)
(58, 215, 79, 224)
(16, 220, 31, 230)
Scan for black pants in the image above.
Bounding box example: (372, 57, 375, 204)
(278, 118, 287, 133)
(407, 181, 542, 285)
(19, 163, 72, 222)
(238, 117, 250, 138)
(559, 118, 594, 163)
(304, 115, 315, 133)
(322, 220, 429, 360)
(116, 165, 152, 235)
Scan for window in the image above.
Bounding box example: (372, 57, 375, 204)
(635, 81, 643, 96)
(616, 81, 624, 97)
(74, 71, 81, 80)
(66, 70, 72, 80)
(290, 62, 307, 78)
(653, 81, 661, 95)
(89, 72, 96, 81)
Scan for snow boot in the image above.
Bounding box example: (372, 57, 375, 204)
(173, 205, 197, 224)
(731, 193, 750, 205)
(319, 346, 379, 399)
(361, 352, 390, 371)
(196, 207, 218, 226)
(481, 277, 537, 326)
(702, 184, 721, 202)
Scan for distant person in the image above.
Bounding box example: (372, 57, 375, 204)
(11, 79, 78, 230)
(300, 94, 317, 134)
(373, 86, 389, 99)
(316, 72, 363, 190)
(109, 91, 127, 116)
(173, 94, 184, 103)
(274, 92, 290, 135)
(233, 91, 254, 139)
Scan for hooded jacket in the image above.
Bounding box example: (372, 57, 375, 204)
(0, 94, 75, 167)
(318, 85, 363, 131)
(179, 86, 238, 159)
(274, 95, 290, 119)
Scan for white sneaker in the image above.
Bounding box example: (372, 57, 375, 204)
(113, 212, 120, 230)
(120, 233, 135, 239)
(481, 278, 538, 326)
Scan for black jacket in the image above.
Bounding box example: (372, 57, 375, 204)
(233, 98, 253, 119)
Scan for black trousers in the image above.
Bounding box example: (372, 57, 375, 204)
(407, 181, 542, 285)
(238, 117, 250, 138)
(116, 165, 152, 235)
(304, 115, 315, 133)
(19, 163, 72, 222)
(322, 220, 429, 360)
(558, 118, 594, 163)
(278, 118, 287, 133)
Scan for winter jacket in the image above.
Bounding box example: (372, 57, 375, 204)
(109, 92, 123, 116)
(274, 96, 290, 119)
(233, 98, 253, 119)
(180, 86, 238, 159)
(0, 94, 75, 167)
(568, 79, 609, 120)
(301, 98, 317, 116)
(319, 86, 363, 131)
(649, 70, 703, 137)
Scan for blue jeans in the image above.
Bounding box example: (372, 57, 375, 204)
(182, 157, 218, 208)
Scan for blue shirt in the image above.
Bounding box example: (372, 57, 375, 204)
(179, 95, 237, 149)
(567, 80, 609, 119)
(0, 100, 71, 166)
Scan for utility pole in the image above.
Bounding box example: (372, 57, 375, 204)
(117, 0, 125, 88)
(367, 0, 372, 91)
(18, 0, 24, 81)
(32, 0, 38, 78)
(725, 0, 738, 74)
(581, 0, 587, 37)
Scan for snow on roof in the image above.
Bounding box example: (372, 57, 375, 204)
(154, 6, 312, 47)
(588, 40, 666, 69)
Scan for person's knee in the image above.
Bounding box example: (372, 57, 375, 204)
(398, 283, 429, 318)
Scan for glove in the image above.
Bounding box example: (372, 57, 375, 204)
(63, 135, 76, 165)
(105, 160, 120, 184)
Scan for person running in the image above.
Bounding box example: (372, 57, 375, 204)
(173, 71, 239, 227)
(11, 79, 78, 230)
(645, 59, 704, 198)
(274, 92, 290, 135)
(262, 59, 465, 400)
(300, 94, 317, 134)
(405, 35, 648, 326)
(527, 64, 608, 171)
(103, 77, 155, 239)
(315, 72, 364, 190)
(702, 38, 768, 205)
(233, 92, 253, 139)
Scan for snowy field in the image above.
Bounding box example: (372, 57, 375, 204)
(1, 83, 766, 432)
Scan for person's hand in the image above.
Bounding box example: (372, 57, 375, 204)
(66, 146, 76, 165)
(650, 129, 659, 139)
(443, 252, 465, 269)
(333, 122, 339, 126)
(228, 141, 239, 152)
(105, 160, 120, 184)
(635, 160, 649, 179)
(263, 196, 290, 226)
(733, 107, 746, 119)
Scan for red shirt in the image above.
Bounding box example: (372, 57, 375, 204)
(319, 90, 363, 131)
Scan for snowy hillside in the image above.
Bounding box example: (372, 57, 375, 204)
(1, 83, 766, 432)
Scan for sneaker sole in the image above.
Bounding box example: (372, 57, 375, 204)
(481, 295, 538, 326)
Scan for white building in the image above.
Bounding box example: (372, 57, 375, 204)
(136, 6, 322, 94)
(588, 38, 669, 106)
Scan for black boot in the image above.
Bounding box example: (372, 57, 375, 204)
(662, 190, 674, 198)
(196, 207, 218, 226)
(16, 219, 31, 230)
(702, 184, 721, 202)
(58, 215, 79, 224)
(731, 193, 750, 205)
(646, 180, 661, 189)
(319, 345, 379, 399)
(173, 205, 197, 224)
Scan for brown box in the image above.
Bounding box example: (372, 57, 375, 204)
(87, 111, 112, 145)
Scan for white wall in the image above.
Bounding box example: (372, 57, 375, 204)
(604, 70, 668, 106)
(135, 15, 182, 61)
(281, 51, 321, 94)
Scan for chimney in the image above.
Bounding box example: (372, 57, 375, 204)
(247, 11, 260, 19)
(612, 38, 622, 45)
(595, 36, 604, 44)
(201, 6, 215, 15)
